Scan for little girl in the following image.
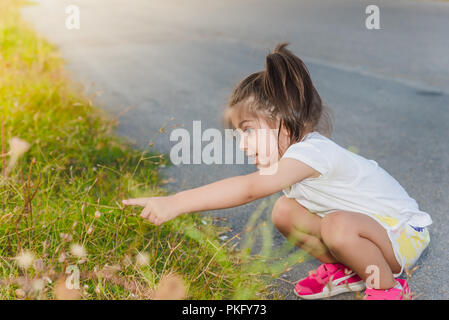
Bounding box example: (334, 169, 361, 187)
(122, 42, 432, 300)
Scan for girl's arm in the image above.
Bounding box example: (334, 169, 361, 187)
(122, 158, 318, 225)
(173, 158, 316, 213)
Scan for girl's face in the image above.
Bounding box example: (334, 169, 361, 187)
(232, 113, 290, 170)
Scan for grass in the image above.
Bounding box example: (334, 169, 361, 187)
(0, 0, 310, 300)
(0, 0, 428, 302)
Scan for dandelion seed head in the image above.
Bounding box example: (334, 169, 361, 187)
(5, 137, 31, 175)
(70, 244, 87, 258)
(94, 211, 102, 219)
(31, 278, 45, 292)
(9, 137, 30, 158)
(15, 250, 35, 270)
(135, 251, 150, 266)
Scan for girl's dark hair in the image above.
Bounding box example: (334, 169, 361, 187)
(222, 42, 333, 155)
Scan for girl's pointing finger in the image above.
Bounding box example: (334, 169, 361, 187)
(122, 198, 148, 207)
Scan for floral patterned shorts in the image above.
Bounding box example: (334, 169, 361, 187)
(315, 210, 430, 278)
(363, 213, 430, 278)
(386, 223, 430, 277)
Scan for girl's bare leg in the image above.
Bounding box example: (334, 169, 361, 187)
(320, 211, 401, 289)
(271, 196, 337, 263)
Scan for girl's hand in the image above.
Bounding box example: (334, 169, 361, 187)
(122, 196, 180, 226)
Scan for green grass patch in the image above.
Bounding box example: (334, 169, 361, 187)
(0, 0, 298, 300)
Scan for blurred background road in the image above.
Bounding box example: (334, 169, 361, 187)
(22, 0, 449, 299)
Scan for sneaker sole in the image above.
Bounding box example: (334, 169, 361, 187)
(294, 277, 366, 300)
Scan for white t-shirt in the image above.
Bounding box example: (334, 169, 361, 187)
(280, 131, 432, 231)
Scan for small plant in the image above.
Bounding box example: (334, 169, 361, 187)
(0, 0, 285, 300)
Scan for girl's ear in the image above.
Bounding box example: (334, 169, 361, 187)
(280, 125, 289, 136)
(279, 121, 290, 138)
(277, 122, 291, 155)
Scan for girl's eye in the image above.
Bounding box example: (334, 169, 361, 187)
(244, 127, 254, 134)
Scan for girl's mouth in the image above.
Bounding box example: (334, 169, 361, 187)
(247, 152, 259, 165)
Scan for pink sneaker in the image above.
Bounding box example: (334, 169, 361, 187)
(363, 278, 412, 300)
(294, 263, 365, 299)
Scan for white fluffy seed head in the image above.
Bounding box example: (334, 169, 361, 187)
(31, 279, 45, 292)
(15, 250, 35, 270)
(9, 137, 30, 158)
(70, 244, 87, 258)
(135, 251, 150, 266)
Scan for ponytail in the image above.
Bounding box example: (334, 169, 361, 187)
(223, 42, 333, 152)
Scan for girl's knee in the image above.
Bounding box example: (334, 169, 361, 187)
(271, 196, 293, 232)
(321, 212, 355, 250)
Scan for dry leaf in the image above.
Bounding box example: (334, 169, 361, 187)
(54, 277, 81, 300)
(58, 252, 66, 263)
(33, 259, 45, 273)
(152, 273, 186, 300)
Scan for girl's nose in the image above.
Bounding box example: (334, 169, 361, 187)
(239, 135, 257, 158)
(238, 132, 247, 152)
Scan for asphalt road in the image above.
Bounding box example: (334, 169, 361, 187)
(22, 0, 449, 299)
